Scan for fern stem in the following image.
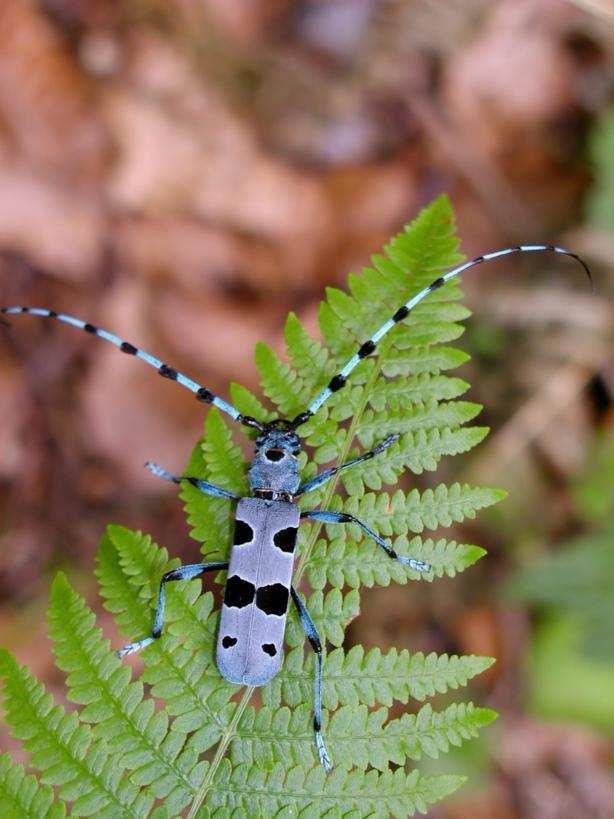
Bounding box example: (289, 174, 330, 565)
(187, 685, 254, 818)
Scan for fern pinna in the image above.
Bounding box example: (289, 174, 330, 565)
(3, 193, 586, 817)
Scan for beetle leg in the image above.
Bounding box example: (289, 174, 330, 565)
(290, 586, 332, 773)
(146, 461, 239, 500)
(295, 434, 399, 496)
(301, 509, 431, 573)
(117, 561, 228, 657)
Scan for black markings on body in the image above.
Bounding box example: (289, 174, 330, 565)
(358, 340, 376, 358)
(224, 575, 256, 608)
(221, 635, 237, 648)
(196, 387, 214, 403)
(273, 526, 298, 554)
(233, 520, 254, 545)
(256, 583, 289, 616)
(84, 323, 97, 334)
(265, 448, 284, 462)
(120, 341, 138, 355)
(328, 374, 346, 392)
(159, 364, 178, 380)
(392, 305, 409, 322)
(262, 643, 277, 656)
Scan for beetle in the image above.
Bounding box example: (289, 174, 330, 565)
(1, 243, 592, 770)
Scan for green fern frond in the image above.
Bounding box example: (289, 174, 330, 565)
(263, 646, 495, 709)
(0, 754, 65, 819)
(229, 700, 495, 772)
(0, 651, 150, 816)
(48, 573, 206, 813)
(1, 195, 501, 816)
(339, 484, 507, 536)
(96, 528, 235, 749)
(202, 760, 465, 818)
(307, 534, 485, 589)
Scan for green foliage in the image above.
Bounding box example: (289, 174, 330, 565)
(510, 433, 614, 661)
(586, 107, 614, 231)
(527, 614, 614, 732)
(0, 195, 500, 816)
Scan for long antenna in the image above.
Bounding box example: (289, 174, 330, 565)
(292, 244, 593, 427)
(0, 306, 264, 432)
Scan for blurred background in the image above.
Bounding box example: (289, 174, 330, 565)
(0, 0, 613, 816)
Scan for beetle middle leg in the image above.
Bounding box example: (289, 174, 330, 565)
(301, 510, 431, 572)
(117, 561, 228, 657)
(290, 586, 332, 773)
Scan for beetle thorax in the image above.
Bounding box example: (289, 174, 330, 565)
(248, 427, 301, 496)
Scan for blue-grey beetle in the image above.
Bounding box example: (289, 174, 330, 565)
(1, 243, 592, 770)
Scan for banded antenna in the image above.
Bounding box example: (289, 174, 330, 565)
(291, 244, 593, 428)
(0, 306, 264, 432)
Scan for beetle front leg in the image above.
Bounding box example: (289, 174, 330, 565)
(295, 434, 399, 496)
(117, 561, 229, 657)
(146, 461, 239, 501)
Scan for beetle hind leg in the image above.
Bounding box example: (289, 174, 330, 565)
(291, 586, 332, 772)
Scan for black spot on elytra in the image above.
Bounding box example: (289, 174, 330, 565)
(273, 527, 297, 554)
(224, 575, 256, 608)
(221, 635, 237, 648)
(392, 305, 409, 322)
(233, 520, 254, 545)
(256, 583, 289, 616)
(262, 643, 277, 656)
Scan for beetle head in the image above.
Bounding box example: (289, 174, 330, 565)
(248, 419, 301, 495)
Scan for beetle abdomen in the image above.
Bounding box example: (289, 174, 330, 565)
(217, 497, 299, 686)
